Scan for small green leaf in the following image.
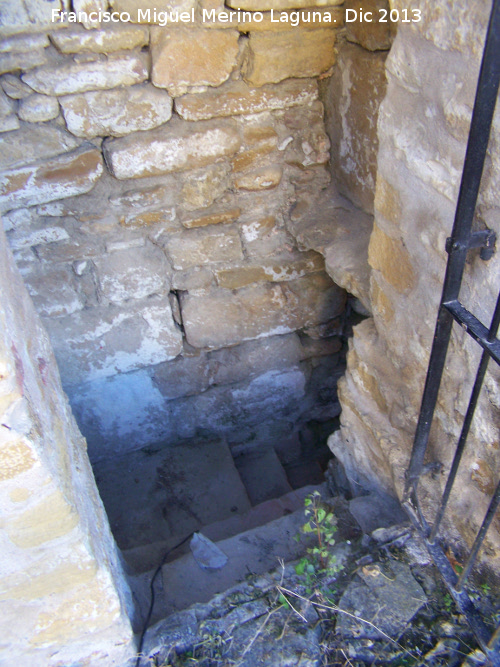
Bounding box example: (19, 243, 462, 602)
(304, 498, 312, 507)
(279, 593, 290, 608)
(295, 559, 306, 575)
(303, 522, 314, 533)
(317, 508, 326, 523)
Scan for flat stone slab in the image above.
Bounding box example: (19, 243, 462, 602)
(93, 438, 251, 552)
(349, 491, 408, 534)
(336, 559, 426, 639)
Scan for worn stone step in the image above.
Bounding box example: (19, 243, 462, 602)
(232, 444, 293, 505)
(161, 507, 318, 616)
(92, 438, 252, 553)
(123, 483, 324, 573)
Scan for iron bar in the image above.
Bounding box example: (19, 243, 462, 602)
(444, 300, 500, 366)
(404, 0, 500, 501)
(404, 506, 500, 664)
(455, 479, 500, 591)
(430, 290, 500, 542)
(489, 623, 500, 653)
(445, 228, 496, 258)
(402, 0, 500, 658)
(428, 351, 490, 543)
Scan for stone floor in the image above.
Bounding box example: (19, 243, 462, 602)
(92, 430, 497, 667)
(136, 501, 496, 667)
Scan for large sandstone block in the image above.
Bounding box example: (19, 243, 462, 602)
(181, 271, 346, 348)
(326, 42, 387, 213)
(43, 296, 183, 386)
(0, 50, 47, 75)
(165, 226, 243, 269)
(60, 85, 173, 139)
(181, 206, 241, 228)
(151, 27, 239, 97)
(233, 165, 283, 190)
(243, 29, 336, 86)
(238, 7, 343, 31)
(181, 163, 231, 210)
(368, 223, 416, 293)
(94, 244, 170, 304)
(73, 0, 107, 28)
(110, 0, 196, 19)
(0, 147, 103, 212)
(214, 252, 323, 289)
(0, 74, 33, 100)
(18, 94, 59, 123)
(0, 87, 19, 131)
(23, 265, 84, 318)
(0, 115, 19, 133)
(0, 125, 81, 172)
(175, 78, 318, 121)
(344, 0, 394, 51)
(50, 25, 149, 53)
(0, 32, 49, 53)
(22, 54, 147, 96)
(103, 118, 241, 179)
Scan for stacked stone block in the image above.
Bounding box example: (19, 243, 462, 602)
(0, 1, 346, 459)
(330, 0, 500, 564)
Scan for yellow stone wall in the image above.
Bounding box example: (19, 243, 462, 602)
(331, 0, 500, 567)
(0, 221, 134, 665)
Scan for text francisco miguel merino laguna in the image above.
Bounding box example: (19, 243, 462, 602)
(51, 7, 339, 26)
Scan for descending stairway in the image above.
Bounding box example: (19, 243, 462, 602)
(91, 433, 332, 627)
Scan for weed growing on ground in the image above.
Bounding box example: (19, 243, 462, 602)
(292, 491, 342, 595)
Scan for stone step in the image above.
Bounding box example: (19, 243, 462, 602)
(160, 498, 332, 616)
(92, 438, 252, 553)
(123, 483, 324, 573)
(232, 444, 293, 505)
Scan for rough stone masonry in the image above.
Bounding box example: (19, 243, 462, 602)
(0, 0, 349, 462)
(0, 1, 352, 663)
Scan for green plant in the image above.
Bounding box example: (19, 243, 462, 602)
(480, 582, 491, 596)
(443, 592, 454, 613)
(294, 491, 342, 592)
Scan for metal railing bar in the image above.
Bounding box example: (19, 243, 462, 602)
(444, 300, 500, 366)
(405, 511, 499, 662)
(436, 0, 500, 304)
(430, 290, 500, 542)
(455, 478, 500, 591)
(404, 0, 500, 499)
(403, 308, 455, 496)
(487, 288, 500, 343)
(488, 622, 500, 652)
(428, 350, 490, 543)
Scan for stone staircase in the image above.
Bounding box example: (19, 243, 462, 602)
(91, 433, 332, 627)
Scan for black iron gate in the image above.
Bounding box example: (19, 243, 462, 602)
(402, 0, 500, 663)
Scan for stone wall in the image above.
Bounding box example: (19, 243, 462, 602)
(324, 0, 393, 214)
(331, 0, 500, 566)
(0, 221, 134, 664)
(0, 1, 348, 461)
